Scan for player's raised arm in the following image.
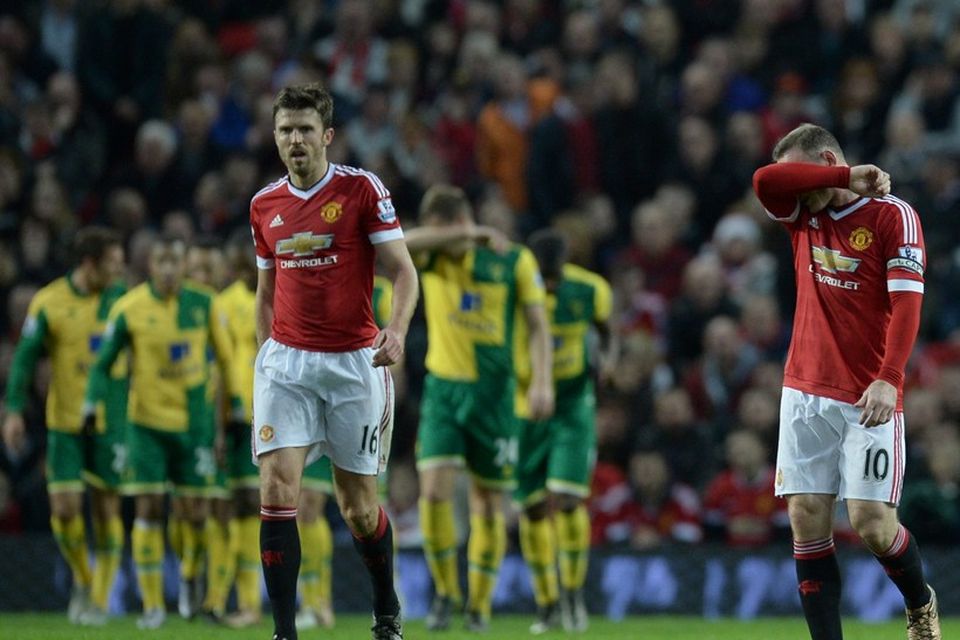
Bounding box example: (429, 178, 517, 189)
(81, 307, 130, 430)
(2, 297, 48, 454)
(372, 239, 418, 368)
(404, 224, 509, 255)
(752, 163, 852, 219)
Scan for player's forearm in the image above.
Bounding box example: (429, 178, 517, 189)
(753, 163, 851, 215)
(385, 260, 419, 337)
(83, 334, 124, 409)
(877, 292, 922, 388)
(528, 317, 553, 387)
(3, 335, 43, 413)
(255, 294, 273, 347)
(403, 226, 474, 253)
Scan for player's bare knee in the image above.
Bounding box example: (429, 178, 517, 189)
(469, 484, 503, 519)
(50, 493, 81, 520)
(848, 502, 897, 552)
(136, 495, 165, 521)
(418, 467, 454, 502)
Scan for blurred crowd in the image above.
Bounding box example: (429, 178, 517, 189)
(1, 0, 959, 551)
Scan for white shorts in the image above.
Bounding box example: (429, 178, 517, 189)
(775, 387, 905, 504)
(252, 338, 394, 476)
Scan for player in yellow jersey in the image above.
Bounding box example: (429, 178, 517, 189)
(82, 234, 241, 630)
(184, 236, 236, 622)
(406, 185, 554, 632)
(215, 231, 266, 629)
(514, 229, 617, 634)
(295, 271, 396, 632)
(2, 227, 126, 625)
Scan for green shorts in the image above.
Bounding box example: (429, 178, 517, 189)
(515, 391, 596, 506)
(416, 374, 518, 488)
(122, 423, 215, 495)
(47, 425, 127, 493)
(228, 423, 259, 490)
(303, 455, 333, 494)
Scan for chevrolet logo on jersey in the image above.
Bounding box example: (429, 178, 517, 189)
(811, 246, 861, 274)
(276, 232, 334, 257)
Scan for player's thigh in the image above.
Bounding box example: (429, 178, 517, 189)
(253, 338, 324, 458)
(546, 397, 596, 501)
(837, 406, 905, 504)
(514, 417, 552, 508)
(464, 391, 518, 490)
(775, 388, 842, 497)
(322, 349, 393, 475)
(122, 423, 171, 495)
(416, 375, 469, 471)
(303, 456, 334, 496)
(46, 430, 85, 494)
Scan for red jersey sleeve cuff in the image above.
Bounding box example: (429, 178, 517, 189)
(876, 366, 904, 389)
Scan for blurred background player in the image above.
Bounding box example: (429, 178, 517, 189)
(2, 227, 127, 625)
(515, 229, 617, 634)
(251, 83, 418, 640)
(753, 124, 940, 640)
(82, 234, 240, 630)
(183, 236, 236, 622)
(406, 185, 553, 632)
(218, 230, 265, 629)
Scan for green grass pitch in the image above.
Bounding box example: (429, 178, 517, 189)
(3, 613, 959, 639)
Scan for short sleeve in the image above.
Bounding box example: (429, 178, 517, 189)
(250, 202, 274, 270)
(359, 170, 404, 245)
(593, 276, 613, 323)
(515, 247, 546, 306)
(880, 196, 925, 295)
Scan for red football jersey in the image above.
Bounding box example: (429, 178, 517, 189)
(763, 193, 924, 406)
(250, 163, 403, 352)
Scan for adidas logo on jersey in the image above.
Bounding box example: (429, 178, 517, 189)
(270, 214, 284, 228)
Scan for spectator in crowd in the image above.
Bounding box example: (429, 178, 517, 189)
(616, 200, 692, 302)
(668, 255, 739, 368)
(636, 388, 714, 490)
(707, 212, 777, 306)
(739, 294, 790, 361)
(626, 450, 702, 549)
(703, 430, 789, 547)
(735, 387, 780, 460)
(899, 433, 960, 545)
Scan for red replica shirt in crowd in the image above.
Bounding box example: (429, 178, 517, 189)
(703, 467, 788, 547)
(250, 163, 403, 352)
(753, 164, 925, 406)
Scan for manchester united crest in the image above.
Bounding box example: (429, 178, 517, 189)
(849, 226, 873, 251)
(320, 201, 343, 223)
(259, 425, 275, 442)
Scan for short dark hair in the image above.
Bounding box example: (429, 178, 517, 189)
(273, 83, 334, 129)
(527, 229, 568, 281)
(772, 123, 844, 162)
(418, 185, 471, 224)
(73, 226, 121, 266)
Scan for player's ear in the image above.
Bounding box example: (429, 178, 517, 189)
(821, 149, 838, 166)
(323, 127, 335, 146)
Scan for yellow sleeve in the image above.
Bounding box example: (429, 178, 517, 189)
(593, 275, 613, 323)
(515, 247, 546, 306)
(209, 295, 241, 412)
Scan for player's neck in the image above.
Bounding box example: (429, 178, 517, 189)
(828, 189, 859, 210)
(70, 268, 93, 295)
(289, 159, 329, 190)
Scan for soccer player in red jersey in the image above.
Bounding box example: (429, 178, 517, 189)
(753, 124, 940, 640)
(250, 84, 418, 640)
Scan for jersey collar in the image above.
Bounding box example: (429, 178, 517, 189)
(66, 271, 89, 297)
(827, 197, 870, 220)
(285, 163, 336, 200)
